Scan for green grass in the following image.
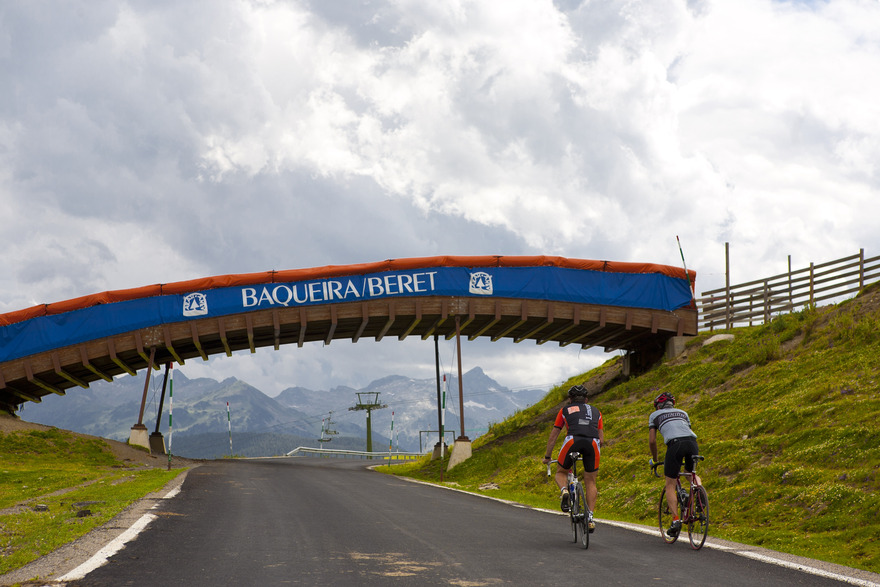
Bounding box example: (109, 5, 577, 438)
(388, 287, 880, 574)
(0, 429, 185, 575)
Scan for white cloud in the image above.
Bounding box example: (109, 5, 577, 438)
(2, 0, 879, 396)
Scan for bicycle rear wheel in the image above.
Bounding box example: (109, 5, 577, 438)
(687, 485, 709, 550)
(575, 483, 589, 549)
(658, 487, 678, 544)
(569, 484, 579, 543)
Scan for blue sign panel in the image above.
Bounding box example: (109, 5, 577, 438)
(0, 266, 692, 362)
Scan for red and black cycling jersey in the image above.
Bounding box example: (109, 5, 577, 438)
(554, 403, 603, 438)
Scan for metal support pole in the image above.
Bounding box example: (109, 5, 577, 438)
(434, 334, 443, 449)
(153, 362, 171, 434)
(366, 409, 373, 454)
(455, 316, 467, 441)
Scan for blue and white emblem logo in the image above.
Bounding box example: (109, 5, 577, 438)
(469, 272, 493, 295)
(183, 293, 208, 317)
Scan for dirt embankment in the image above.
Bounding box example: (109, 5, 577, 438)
(0, 414, 197, 468)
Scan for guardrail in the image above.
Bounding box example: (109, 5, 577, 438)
(285, 446, 423, 460)
(698, 249, 880, 331)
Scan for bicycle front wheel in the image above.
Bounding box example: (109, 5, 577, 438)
(688, 485, 709, 550)
(575, 483, 589, 549)
(658, 487, 677, 544)
(569, 485, 579, 543)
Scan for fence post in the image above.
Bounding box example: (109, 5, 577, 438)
(725, 242, 731, 329)
(748, 291, 753, 327)
(860, 248, 865, 290)
(763, 280, 770, 324)
(810, 262, 815, 306)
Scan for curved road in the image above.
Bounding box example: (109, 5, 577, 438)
(60, 458, 875, 586)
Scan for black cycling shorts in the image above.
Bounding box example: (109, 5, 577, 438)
(557, 435, 601, 473)
(664, 437, 699, 479)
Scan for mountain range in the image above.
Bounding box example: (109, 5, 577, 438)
(19, 367, 546, 459)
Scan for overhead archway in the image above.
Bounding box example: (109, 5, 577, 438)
(0, 255, 697, 413)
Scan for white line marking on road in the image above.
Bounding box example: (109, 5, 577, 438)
(397, 476, 880, 587)
(58, 485, 183, 581)
(733, 550, 880, 587)
(58, 514, 157, 581)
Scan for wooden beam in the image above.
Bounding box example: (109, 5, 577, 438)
(399, 300, 422, 341)
(469, 300, 501, 341)
(376, 301, 395, 341)
(492, 301, 528, 342)
(1, 376, 41, 402)
(52, 352, 88, 388)
(538, 305, 579, 345)
(218, 318, 232, 357)
(561, 308, 605, 347)
(353, 303, 369, 343)
(135, 332, 151, 364)
(603, 329, 649, 351)
(447, 299, 475, 340)
(80, 346, 112, 382)
(164, 325, 185, 364)
(25, 360, 65, 396)
(191, 322, 208, 361)
(246, 315, 256, 353)
(421, 299, 449, 340)
(273, 310, 281, 351)
(583, 325, 625, 351)
(325, 306, 338, 345)
(298, 308, 307, 348)
(108, 339, 136, 376)
(515, 303, 554, 343)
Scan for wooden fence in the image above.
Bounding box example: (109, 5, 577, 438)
(697, 249, 880, 331)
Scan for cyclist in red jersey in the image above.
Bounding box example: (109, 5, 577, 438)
(542, 384, 604, 531)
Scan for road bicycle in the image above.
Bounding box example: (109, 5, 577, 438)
(549, 451, 590, 549)
(651, 454, 709, 550)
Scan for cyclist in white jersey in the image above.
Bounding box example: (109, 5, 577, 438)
(648, 392, 698, 538)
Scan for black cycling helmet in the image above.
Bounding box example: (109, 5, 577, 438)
(653, 392, 675, 409)
(568, 384, 588, 400)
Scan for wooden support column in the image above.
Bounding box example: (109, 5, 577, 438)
(129, 346, 155, 451)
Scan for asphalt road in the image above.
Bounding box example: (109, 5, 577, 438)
(60, 458, 874, 586)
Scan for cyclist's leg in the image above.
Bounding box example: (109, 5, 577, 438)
(555, 436, 575, 491)
(664, 475, 679, 519)
(583, 469, 598, 512)
(682, 438, 699, 473)
(664, 442, 684, 524)
(580, 438, 600, 514)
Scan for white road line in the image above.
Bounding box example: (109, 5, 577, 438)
(58, 485, 181, 581)
(58, 514, 157, 581)
(398, 476, 880, 586)
(734, 550, 880, 587)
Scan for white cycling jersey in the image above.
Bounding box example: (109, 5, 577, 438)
(648, 407, 697, 444)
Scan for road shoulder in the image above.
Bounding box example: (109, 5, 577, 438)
(0, 468, 193, 587)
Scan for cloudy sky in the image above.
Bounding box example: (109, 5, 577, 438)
(2, 0, 878, 396)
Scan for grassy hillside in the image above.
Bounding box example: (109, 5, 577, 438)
(0, 426, 185, 576)
(392, 283, 880, 573)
